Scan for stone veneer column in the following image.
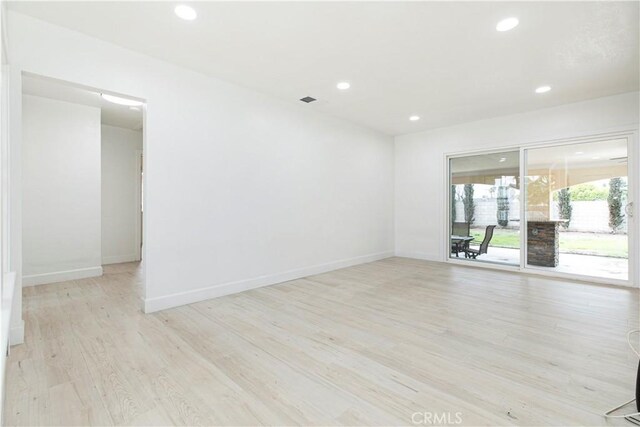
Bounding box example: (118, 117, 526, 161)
(527, 221, 560, 267)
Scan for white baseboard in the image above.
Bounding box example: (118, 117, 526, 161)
(22, 266, 103, 287)
(144, 251, 394, 313)
(10, 320, 24, 346)
(102, 254, 139, 265)
(394, 251, 441, 262)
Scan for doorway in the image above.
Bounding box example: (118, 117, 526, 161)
(449, 150, 521, 266)
(524, 138, 630, 281)
(21, 72, 146, 297)
(447, 134, 635, 285)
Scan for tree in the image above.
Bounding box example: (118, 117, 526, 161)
(608, 178, 625, 234)
(451, 185, 457, 223)
(496, 186, 509, 227)
(557, 188, 572, 229)
(526, 175, 553, 220)
(570, 183, 608, 201)
(462, 184, 475, 225)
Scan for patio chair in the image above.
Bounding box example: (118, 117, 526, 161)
(451, 222, 470, 237)
(451, 222, 471, 256)
(465, 225, 496, 259)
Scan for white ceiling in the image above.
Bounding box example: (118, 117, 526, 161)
(9, 1, 639, 136)
(22, 74, 144, 130)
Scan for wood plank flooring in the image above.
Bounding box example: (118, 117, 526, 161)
(4, 257, 639, 426)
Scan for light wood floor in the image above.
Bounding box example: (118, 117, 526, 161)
(4, 258, 639, 426)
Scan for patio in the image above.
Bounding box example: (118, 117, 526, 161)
(475, 246, 628, 281)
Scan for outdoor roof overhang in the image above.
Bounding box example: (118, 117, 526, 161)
(451, 167, 519, 188)
(451, 164, 625, 191)
(528, 164, 627, 191)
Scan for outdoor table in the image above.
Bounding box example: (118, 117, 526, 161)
(451, 235, 474, 257)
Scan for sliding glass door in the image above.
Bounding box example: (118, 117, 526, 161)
(447, 136, 633, 284)
(524, 138, 629, 281)
(449, 150, 520, 266)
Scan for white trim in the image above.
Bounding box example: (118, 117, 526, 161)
(144, 251, 394, 313)
(22, 266, 103, 286)
(140, 105, 147, 303)
(442, 154, 450, 262)
(448, 256, 520, 273)
(102, 254, 139, 265)
(432, 255, 634, 289)
(9, 67, 22, 343)
(519, 147, 527, 270)
(134, 149, 142, 263)
(443, 125, 638, 158)
(9, 320, 24, 346)
(2, 272, 16, 349)
(448, 255, 633, 287)
(524, 264, 633, 288)
(626, 130, 639, 287)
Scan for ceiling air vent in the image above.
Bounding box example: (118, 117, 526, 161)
(300, 96, 316, 103)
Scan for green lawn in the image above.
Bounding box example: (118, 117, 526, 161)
(470, 228, 628, 258)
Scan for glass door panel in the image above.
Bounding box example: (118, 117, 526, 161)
(524, 139, 629, 281)
(449, 151, 520, 266)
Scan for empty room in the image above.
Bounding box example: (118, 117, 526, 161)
(0, 1, 638, 426)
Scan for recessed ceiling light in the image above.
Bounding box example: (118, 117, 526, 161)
(496, 17, 519, 32)
(409, 115, 420, 121)
(575, 151, 584, 155)
(129, 106, 140, 111)
(535, 85, 551, 94)
(591, 156, 600, 160)
(101, 93, 144, 107)
(336, 82, 351, 90)
(175, 4, 197, 20)
(499, 157, 507, 162)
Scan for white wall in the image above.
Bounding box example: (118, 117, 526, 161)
(0, 0, 10, 415)
(101, 125, 142, 265)
(395, 92, 639, 283)
(7, 12, 395, 319)
(551, 201, 628, 233)
(22, 94, 102, 286)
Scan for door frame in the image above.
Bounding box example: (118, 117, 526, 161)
(134, 149, 143, 262)
(444, 128, 638, 288)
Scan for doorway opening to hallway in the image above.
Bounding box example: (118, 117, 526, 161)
(21, 72, 146, 300)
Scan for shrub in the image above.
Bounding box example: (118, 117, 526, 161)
(557, 188, 572, 229)
(463, 184, 475, 224)
(496, 186, 509, 227)
(608, 178, 625, 233)
(451, 185, 457, 223)
(570, 183, 609, 201)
